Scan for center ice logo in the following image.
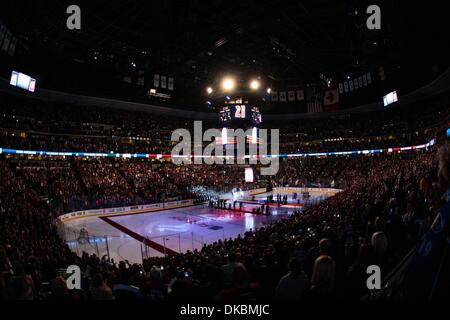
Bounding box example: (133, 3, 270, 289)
(171, 121, 279, 176)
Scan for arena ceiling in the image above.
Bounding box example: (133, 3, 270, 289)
(1, 0, 450, 108)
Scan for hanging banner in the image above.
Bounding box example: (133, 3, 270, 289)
(168, 77, 174, 91)
(288, 91, 295, 102)
(271, 91, 278, 102)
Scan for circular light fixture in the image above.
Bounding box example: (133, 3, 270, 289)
(250, 79, 260, 90)
(267, 88, 272, 94)
(206, 87, 213, 94)
(222, 77, 235, 92)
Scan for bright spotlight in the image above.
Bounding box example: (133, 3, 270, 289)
(206, 87, 213, 94)
(267, 88, 272, 94)
(222, 78, 235, 92)
(250, 80, 260, 90)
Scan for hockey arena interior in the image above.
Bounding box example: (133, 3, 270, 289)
(0, 1, 449, 304)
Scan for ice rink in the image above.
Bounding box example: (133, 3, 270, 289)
(60, 191, 330, 263)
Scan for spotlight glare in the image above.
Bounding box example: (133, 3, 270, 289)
(222, 78, 235, 92)
(267, 88, 272, 94)
(250, 80, 260, 90)
(206, 87, 213, 94)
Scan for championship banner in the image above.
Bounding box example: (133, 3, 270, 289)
(154, 74, 160, 88)
(161, 75, 167, 89)
(279, 91, 287, 102)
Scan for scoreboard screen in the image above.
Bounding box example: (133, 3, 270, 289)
(220, 105, 247, 121)
(219, 99, 262, 125)
(10, 71, 36, 93)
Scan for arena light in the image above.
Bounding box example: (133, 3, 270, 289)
(0, 138, 435, 160)
(250, 79, 260, 90)
(222, 77, 235, 92)
(252, 127, 258, 144)
(267, 88, 272, 94)
(206, 87, 213, 94)
(245, 167, 254, 183)
(221, 128, 228, 145)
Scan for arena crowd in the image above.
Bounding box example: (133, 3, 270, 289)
(0, 91, 449, 300)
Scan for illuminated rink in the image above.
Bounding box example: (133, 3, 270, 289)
(62, 191, 330, 264)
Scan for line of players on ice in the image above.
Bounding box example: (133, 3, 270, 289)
(208, 191, 316, 216)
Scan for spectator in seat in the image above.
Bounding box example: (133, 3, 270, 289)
(344, 243, 374, 299)
(215, 265, 260, 300)
(275, 257, 309, 300)
(371, 232, 389, 271)
(90, 274, 113, 300)
(319, 238, 334, 257)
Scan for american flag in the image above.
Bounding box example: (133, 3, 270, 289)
(307, 100, 323, 113)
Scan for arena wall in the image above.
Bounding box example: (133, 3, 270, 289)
(56, 199, 195, 224)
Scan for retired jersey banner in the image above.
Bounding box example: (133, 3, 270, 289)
(154, 74, 160, 88)
(161, 75, 167, 89)
(288, 91, 295, 102)
(296, 90, 305, 101)
(367, 72, 372, 84)
(271, 91, 278, 102)
(279, 91, 287, 102)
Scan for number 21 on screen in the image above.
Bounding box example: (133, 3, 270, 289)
(235, 105, 246, 119)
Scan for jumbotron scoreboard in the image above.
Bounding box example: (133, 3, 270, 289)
(219, 98, 262, 125)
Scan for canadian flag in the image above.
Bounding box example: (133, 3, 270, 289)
(323, 88, 339, 112)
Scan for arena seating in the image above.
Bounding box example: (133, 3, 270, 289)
(0, 92, 449, 300)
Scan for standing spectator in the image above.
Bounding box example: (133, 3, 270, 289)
(308, 255, 336, 299)
(275, 257, 309, 300)
(221, 253, 245, 287)
(90, 274, 113, 300)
